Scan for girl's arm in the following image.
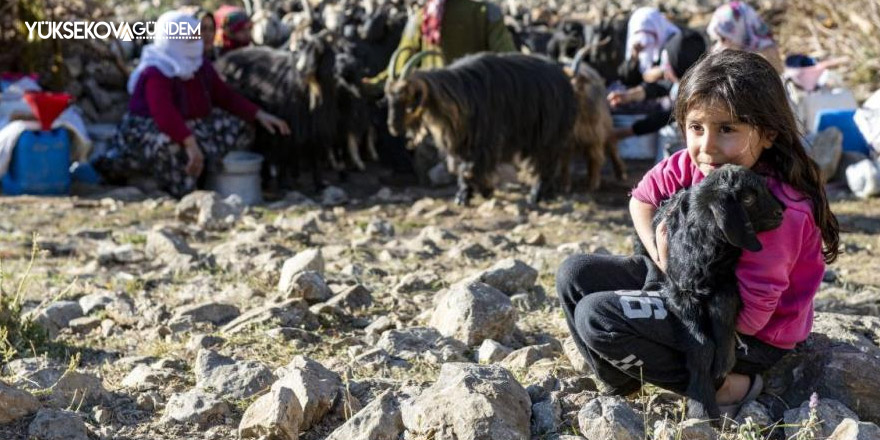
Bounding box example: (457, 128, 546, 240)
(630, 197, 663, 267)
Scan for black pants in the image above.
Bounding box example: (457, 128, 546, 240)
(556, 253, 789, 396)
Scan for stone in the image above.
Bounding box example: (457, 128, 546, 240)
(67, 316, 102, 334)
(501, 343, 562, 370)
(429, 281, 518, 346)
(92, 406, 112, 425)
(325, 390, 404, 440)
(478, 339, 513, 364)
(417, 225, 458, 243)
(5, 359, 106, 409)
(195, 349, 276, 400)
(121, 364, 176, 391)
(828, 418, 880, 440)
(735, 400, 772, 425)
(392, 272, 440, 294)
(176, 191, 242, 230)
(187, 334, 226, 351)
(278, 249, 325, 289)
(376, 327, 468, 363)
(326, 284, 373, 311)
(279, 271, 333, 303)
(784, 397, 860, 439)
(532, 396, 562, 435)
(563, 337, 590, 373)
(27, 409, 90, 440)
(32, 301, 83, 337)
(239, 385, 303, 440)
(273, 356, 341, 431)
(321, 186, 349, 206)
(144, 228, 197, 265)
(365, 218, 395, 238)
(447, 242, 494, 260)
(474, 258, 539, 295)
(0, 381, 41, 423)
(162, 390, 230, 427)
(221, 299, 319, 335)
(577, 396, 644, 440)
(175, 302, 240, 326)
(401, 363, 531, 439)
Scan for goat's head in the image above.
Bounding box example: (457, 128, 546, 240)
(385, 77, 429, 137)
(697, 164, 785, 252)
(293, 29, 336, 109)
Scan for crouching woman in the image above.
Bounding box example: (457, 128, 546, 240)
(95, 10, 289, 197)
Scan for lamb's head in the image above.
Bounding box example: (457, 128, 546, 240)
(696, 164, 785, 252)
(385, 77, 428, 137)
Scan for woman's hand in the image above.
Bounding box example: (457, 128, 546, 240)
(183, 136, 204, 177)
(607, 86, 646, 108)
(255, 109, 291, 135)
(655, 219, 668, 273)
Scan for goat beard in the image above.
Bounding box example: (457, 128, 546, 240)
(307, 75, 323, 110)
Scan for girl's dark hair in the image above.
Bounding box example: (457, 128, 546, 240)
(674, 49, 841, 263)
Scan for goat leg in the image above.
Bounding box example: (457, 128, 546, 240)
(455, 162, 475, 206)
(528, 178, 544, 205)
(366, 127, 379, 161)
(605, 139, 628, 181)
(586, 140, 604, 191)
(709, 290, 741, 380)
(347, 133, 366, 171)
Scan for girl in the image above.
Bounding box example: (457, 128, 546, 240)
(557, 50, 840, 418)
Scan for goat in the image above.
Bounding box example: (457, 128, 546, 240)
(385, 51, 576, 205)
(564, 52, 627, 191)
(637, 164, 785, 419)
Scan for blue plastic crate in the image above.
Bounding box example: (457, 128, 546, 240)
(2, 129, 71, 195)
(814, 109, 870, 155)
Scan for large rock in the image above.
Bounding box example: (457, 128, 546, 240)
(174, 302, 240, 325)
(273, 356, 341, 431)
(0, 381, 41, 423)
(326, 284, 373, 311)
(195, 349, 275, 399)
(4, 358, 106, 409)
(764, 313, 880, 424)
(27, 409, 90, 440)
(279, 271, 333, 303)
(531, 395, 562, 435)
(144, 228, 197, 266)
(473, 258, 539, 295)
(828, 418, 880, 440)
(784, 397, 860, 439)
(221, 299, 318, 335)
(429, 281, 518, 346)
(239, 385, 303, 440)
(401, 363, 531, 440)
(578, 396, 644, 440)
(31, 301, 83, 337)
(162, 390, 230, 427)
(325, 390, 403, 440)
(176, 191, 242, 230)
(376, 327, 468, 363)
(278, 249, 325, 286)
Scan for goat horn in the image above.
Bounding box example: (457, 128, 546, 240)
(401, 50, 444, 78)
(387, 46, 417, 82)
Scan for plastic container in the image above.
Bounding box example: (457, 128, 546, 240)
(612, 114, 658, 160)
(796, 88, 858, 134)
(2, 129, 72, 195)
(206, 151, 263, 205)
(814, 109, 870, 155)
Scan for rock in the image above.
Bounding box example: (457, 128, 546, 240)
(96, 243, 144, 265)
(784, 397, 859, 439)
(144, 228, 197, 265)
(278, 249, 325, 291)
(763, 313, 880, 424)
(828, 418, 880, 440)
(417, 225, 458, 244)
(365, 316, 395, 337)
(92, 406, 112, 425)
(32, 301, 83, 337)
(221, 299, 319, 335)
(501, 343, 562, 370)
(474, 258, 539, 295)
(279, 271, 333, 303)
(563, 337, 590, 373)
(376, 327, 468, 363)
(365, 218, 395, 238)
(162, 390, 230, 427)
(67, 316, 102, 334)
(325, 390, 404, 440)
(447, 242, 494, 260)
(195, 349, 276, 399)
(273, 356, 341, 431)
(239, 385, 303, 440)
(5, 359, 106, 409)
(401, 363, 531, 439)
(478, 339, 513, 364)
(121, 364, 176, 391)
(578, 396, 644, 440)
(326, 284, 373, 311)
(653, 419, 719, 440)
(187, 334, 226, 351)
(0, 381, 40, 423)
(78, 292, 114, 315)
(77, 291, 135, 319)
(429, 281, 518, 346)
(176, 191, 242, 230)
(321, 186, 349, 206)
(532, 396, 562, 435)
(175, 302, 240, 325)
(736, 400, 772, 425)
(392, 272, 440, 294)
(27, 409, 90, 440)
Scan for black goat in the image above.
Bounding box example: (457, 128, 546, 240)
(385, 52, 576, 205)
(217, 31, 348, 191)
(641, 165, 785, 419)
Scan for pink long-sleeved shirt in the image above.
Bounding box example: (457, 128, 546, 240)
(631, 150, 825, 349)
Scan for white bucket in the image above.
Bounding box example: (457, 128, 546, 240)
(613, 114, 658, 160)
(207, 151, 263, 205)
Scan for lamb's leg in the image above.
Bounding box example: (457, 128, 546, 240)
(709, 289, 741, 380)
(685, 340, 721, 420)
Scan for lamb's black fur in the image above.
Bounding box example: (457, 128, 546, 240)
(638, 165, 785, 419)
(386, 52, 576, 205)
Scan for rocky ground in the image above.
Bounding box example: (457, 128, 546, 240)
(1, 163, 880, 440)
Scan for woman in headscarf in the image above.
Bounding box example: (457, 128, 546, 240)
(214, 5, 252, 56)
(94, 10, 289, 197)
(707, 2, 784, 73)
(619, 7, 681, 86)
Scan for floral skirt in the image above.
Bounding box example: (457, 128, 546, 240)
(95, 109, 254, 197)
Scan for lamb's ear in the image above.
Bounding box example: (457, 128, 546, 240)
(709, 194, 762, 252)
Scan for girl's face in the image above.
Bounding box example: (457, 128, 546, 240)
(201, 17, 215, 51)
(685, 103, 775, 176)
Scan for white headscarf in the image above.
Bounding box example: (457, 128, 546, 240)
(127, 10, 204, 94)
(625, 7, 681, 74)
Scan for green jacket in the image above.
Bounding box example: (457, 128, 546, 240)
(371, 0, 516, 85)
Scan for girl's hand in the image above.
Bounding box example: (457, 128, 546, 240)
(655, 219, 668, 273)
(183, 136, 204, 177)
(256, 110, 291, 135)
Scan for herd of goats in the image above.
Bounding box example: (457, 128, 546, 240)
(209, 0, 634, 205)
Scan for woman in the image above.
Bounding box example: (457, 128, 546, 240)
(95, 10, 289, 197)
(707, 2, 784, 73)
(214, 5, 252, 56)
(619, 7, 681, 86)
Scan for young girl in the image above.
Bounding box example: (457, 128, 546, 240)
(557, 50, 840, 418)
